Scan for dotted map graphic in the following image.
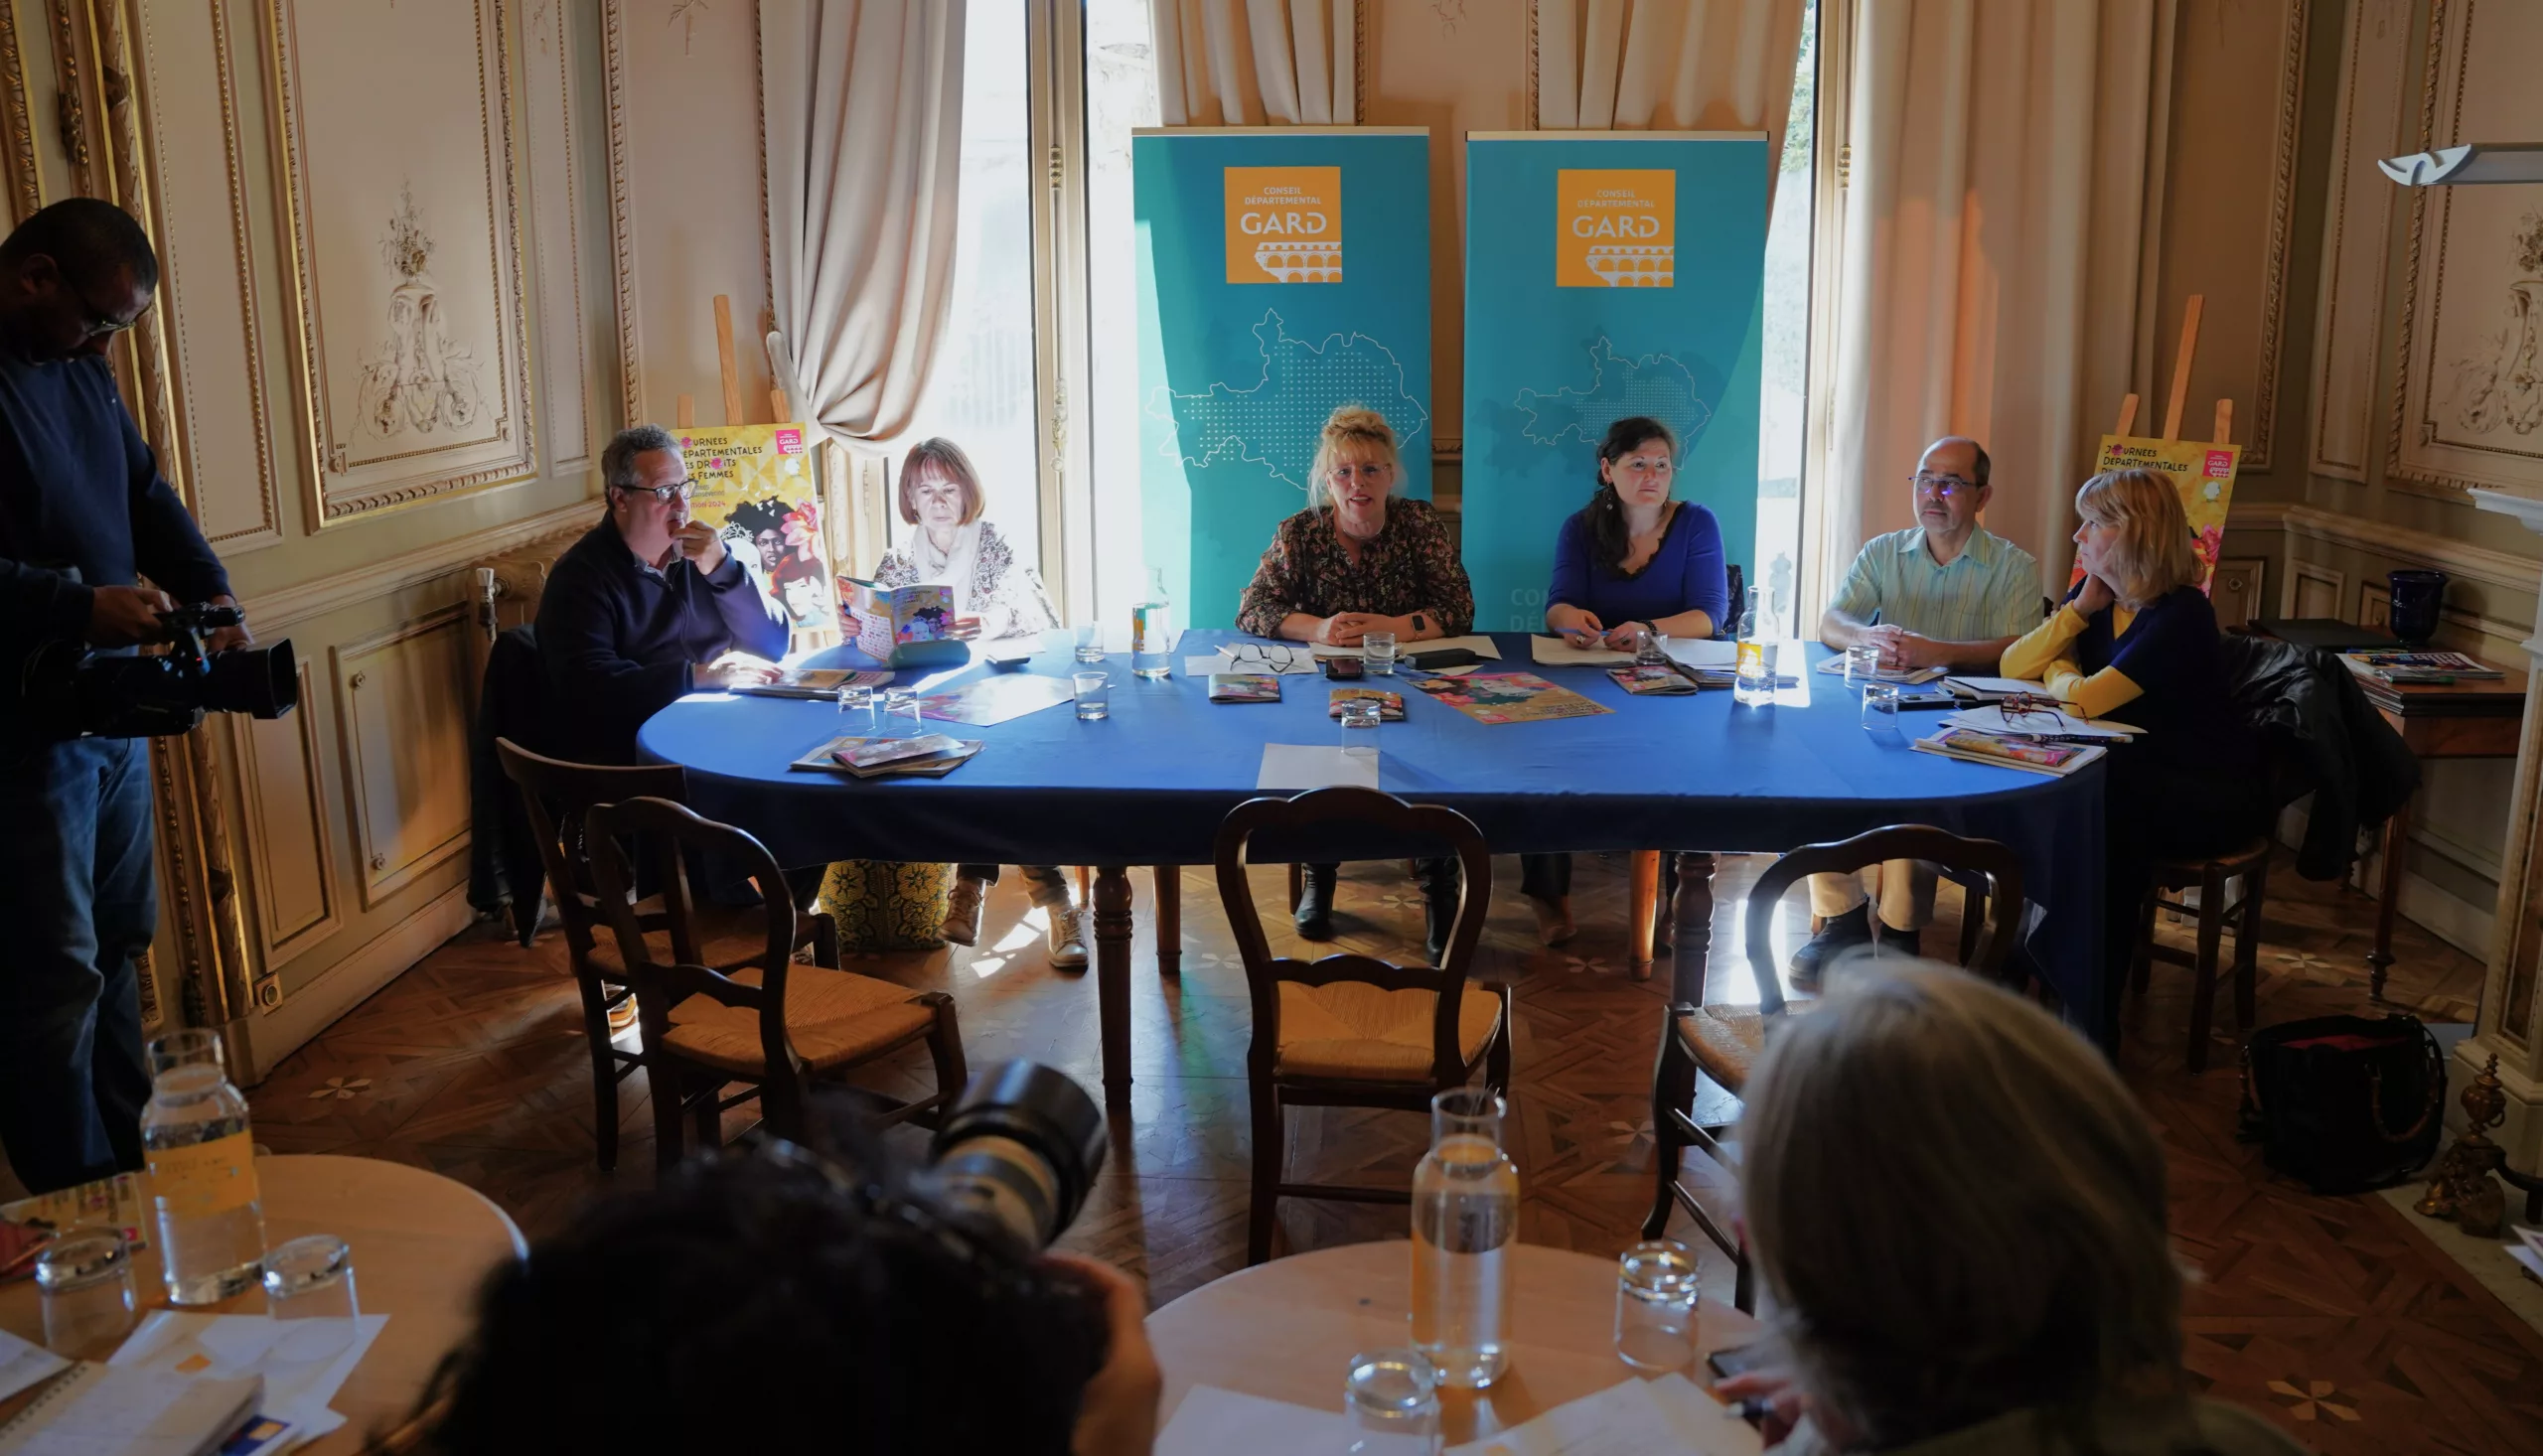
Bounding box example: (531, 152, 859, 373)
(1515, 338, 1712, 448)
(1149, 310, 1428, 492)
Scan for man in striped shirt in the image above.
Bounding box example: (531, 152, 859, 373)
(1794, 436, 2043, 985)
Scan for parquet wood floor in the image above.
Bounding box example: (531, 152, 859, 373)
(18, 849, 2534, 1452)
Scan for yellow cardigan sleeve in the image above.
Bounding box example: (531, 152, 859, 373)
(1999, 604, 2143, 718)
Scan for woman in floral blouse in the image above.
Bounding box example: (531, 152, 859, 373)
(1235, 406, 1473, 645)
(1236, 405, 1476, 963)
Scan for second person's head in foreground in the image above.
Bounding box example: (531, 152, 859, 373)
(1309, 405, 1403, 539)
(2071, 468, 2198, 610)
(1740, 963, 2183, 1450)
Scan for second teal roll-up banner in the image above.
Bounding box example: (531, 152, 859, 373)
(1462, 133, 1769, 632)
(1134, 128, 1431, 629)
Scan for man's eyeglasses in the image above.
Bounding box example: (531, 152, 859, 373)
(619, 479, 696, 504)
(68, 276, 145, 339)
(1911, 473, 1978, 499)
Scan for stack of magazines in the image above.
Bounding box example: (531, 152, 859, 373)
(789, 733, 982, 780)
(2337, 650, 2503, 685)
(1910, 727, 2105, 777)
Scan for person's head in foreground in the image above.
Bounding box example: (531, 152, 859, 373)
(2071, 467, 2199, 612)
(1737, 963, 2305, 1455)
(390, 1112, 1159, 1456)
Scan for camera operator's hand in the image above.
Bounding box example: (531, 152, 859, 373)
(201, 594, 252, 653)
(1046, 1253, 1160, 1456)
(84, 584, 175, 648)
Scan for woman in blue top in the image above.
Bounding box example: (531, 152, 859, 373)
(1520, 417, 1729, 946)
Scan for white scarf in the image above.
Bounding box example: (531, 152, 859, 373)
(910, 518, 985, 617)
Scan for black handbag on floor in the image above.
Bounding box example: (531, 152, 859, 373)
(2236, 1013, 2446, 1195)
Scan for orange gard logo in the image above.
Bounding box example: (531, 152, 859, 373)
(1224, 166, 1342, 284)
(1556, 169, 1675, 288)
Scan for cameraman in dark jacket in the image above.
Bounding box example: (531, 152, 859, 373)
(0, 201, 244, 1193)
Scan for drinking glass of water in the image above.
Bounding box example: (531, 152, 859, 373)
(1634, 627, 1667, 666)
(1362, 632, 1398, 676)
(1862, 682, 1901, 732)
(1343, 1348, 1441, 1455)
(881, 688, 922, 736)
(262, 1234, 360, 1360)
(1845, 644, 1882, 687)
(1073, 623, 1105, 664)
(835, 683, 874, 731)
(1073, 671, 1110, 721)
(1613, 1238, 1700, 1372)
(35, 1232, 135, 1357)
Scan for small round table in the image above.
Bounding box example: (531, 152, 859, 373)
(0, 1154, 525, 1454)
(1147, 1240, 1759, 1445)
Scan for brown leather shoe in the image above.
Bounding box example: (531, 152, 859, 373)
(1047, 907, 1090, 971)
(942, 874, 988, 946)
(1528, 894, 1576, 946)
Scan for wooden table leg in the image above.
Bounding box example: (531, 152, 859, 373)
(1628, 850, 1661, 979)
(1153, 866, 1181, 976)
(2368, 796, 2409, 1000)
(1094, 865, 1134, 1101)
(1670, 853, 1718, 1005)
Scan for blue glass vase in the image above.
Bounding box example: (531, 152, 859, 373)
(2387, 569, 2447, 647)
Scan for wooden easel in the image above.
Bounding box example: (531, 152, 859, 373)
(2114, 293, 2234, 452)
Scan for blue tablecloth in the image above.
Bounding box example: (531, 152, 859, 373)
(637, 632, 2109, 1038)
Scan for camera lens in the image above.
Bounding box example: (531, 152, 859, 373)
(927, 1061, 1106, 1249)
(203, 636, 297, 719)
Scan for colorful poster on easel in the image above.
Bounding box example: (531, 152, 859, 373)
(675, 424, 831, 633)
(2079, 435, 2241, 596)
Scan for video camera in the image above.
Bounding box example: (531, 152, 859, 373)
(22, 602, 297, 740)
(926, 1061, 1109, 1249)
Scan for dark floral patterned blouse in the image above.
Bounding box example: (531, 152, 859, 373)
(1236, 500, 1475, 639)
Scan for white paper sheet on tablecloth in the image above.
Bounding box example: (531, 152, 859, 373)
(1942, 704, 2141, 739)
(1442, 1373, 1761, 1456)
(1941, 675, 2046, 698)
(0, 1328, 70, 1402)
(1311, 635, 1501, 660)
(1257, 744, 1379, 791)
(1663, 639, 1739, 669)
(111, 1311, 389, 1445)
(1529, 636, 1637, 666)
(1211, 645, 1323, 674)
(1154, 1386, 1362, 1456)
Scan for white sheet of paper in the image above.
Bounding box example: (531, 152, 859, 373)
(0, 1327, 70, 1402)
(1154, 1386, 1357, 1456)
(1944, 704, 2141, 739)
(1443, 1378, 1685, 1456)
(1664, 639, 1739, 669)
(1648, 1373, 1767, 1456)
(111, 1311, 389, 1444)
(1313, 634, 1501, 660)
(1529, 636, 1637, 666)
(1258, 743, 1380, 791)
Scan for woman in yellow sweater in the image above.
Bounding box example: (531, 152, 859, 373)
(2002, 469, 2265, 1040)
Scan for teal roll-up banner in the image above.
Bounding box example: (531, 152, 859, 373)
(1134, 128, 1432, 629)
(1461, 133, 1768, 632)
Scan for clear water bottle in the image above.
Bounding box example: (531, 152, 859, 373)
(1411, 1088, 1517, 1388)
(1732, 584, 1779, 707)
(140, 1030, 265, 1305)
(1131, 567, 1173, 680)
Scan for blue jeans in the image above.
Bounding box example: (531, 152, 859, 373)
(0, 737, 157, 1193)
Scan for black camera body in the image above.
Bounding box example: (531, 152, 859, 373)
(22, 603, 297, 740)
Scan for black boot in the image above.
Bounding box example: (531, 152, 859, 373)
(1295, 864, 1337, 941)
(1788, 903, 1870, 991)
(1415, 857, 1462, 965)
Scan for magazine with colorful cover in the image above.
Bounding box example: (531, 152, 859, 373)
(1326, 686, 1406, 720)
(1409, 671, 1612, 725)
(731, 666, 893, 700)
(1209, 673, 1283, 703)
(788, 734, 982, 779)
(1607, 662, 1701, 695)
(1911, 727, 2105, 777)
(840, 577, 971, 668)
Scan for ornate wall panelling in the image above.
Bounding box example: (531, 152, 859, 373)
(0, 3, 40, 220)
(328, 605, 476, 912)
(2307, 0, 2412, 483)
(523, 0, 592, 472)
(124, 0, 281, 547)
(2211, 556, 2266, 630)
(267, 0, 537, 523)
(227, 655, 340, 974)
(2286, 559, 2344, 619)
(2388, 0, 2543, 500)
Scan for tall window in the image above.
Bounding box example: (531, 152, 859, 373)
(1755, 4, 1818, 632)
(1080, 0, 1159, 637)
(897, 5, 1040, 563)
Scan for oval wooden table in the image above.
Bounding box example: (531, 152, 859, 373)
(1148, 1240, 1760, 1447)
(0, 1154, 525, 1454)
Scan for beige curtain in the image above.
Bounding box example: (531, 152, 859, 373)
(1819, 0, 2173, 607)
(761, 0, 964, 448)
(1535, 0, 1806, 137)
(1148, 0, 1357, 125)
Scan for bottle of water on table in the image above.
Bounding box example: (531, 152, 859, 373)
(140, 1030, 266, 1305)
(1131, 567, 1173, 681)
(1732, 584, 1779, 707)
(1411, 1088, 1517, 1388)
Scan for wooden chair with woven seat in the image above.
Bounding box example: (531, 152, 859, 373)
(494, 738, 837, 1170)
(585, 796, 968, 1168)
(2128, 835, 2271, 1073)
(1643, 824, 2025, 1310)
(1216, 787, 1513, 1265)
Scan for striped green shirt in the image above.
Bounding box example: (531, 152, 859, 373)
(1829, 526, 2043, 643)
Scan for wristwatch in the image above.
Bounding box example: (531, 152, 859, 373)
(1412, 612, 1428, 636)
